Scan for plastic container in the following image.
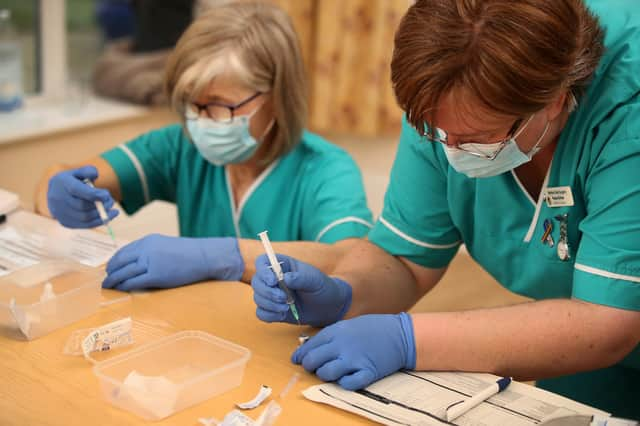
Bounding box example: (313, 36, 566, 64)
(0, 261, 103, 339)
(93, 330, 251, 420)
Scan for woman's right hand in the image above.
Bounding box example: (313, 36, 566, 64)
(251, 254, 353, 327)
(47, 165, 119, 228)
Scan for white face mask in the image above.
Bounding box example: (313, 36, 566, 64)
(444, 119, 550, 178)
(186, 104, 274, 166)
(187, 113, 259, 166)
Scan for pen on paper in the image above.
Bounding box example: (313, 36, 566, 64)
(446, 376, 512, 422)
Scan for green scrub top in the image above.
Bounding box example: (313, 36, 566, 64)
(368, 0, 640, 417)
(101, 125, 373, 244)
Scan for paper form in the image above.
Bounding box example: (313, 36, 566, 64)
(63, 232, 120, 267)
(0, 227, 46, 275)
(0, 210, 121, 276)
(303, 371, 609, 426)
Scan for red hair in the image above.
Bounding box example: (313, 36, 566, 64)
(392, 0, 604, 133)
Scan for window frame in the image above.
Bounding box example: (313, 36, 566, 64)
(27, 0, 67, 104)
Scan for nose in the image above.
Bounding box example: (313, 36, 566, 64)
(443, 134, 462, 148)
(198, 107, 209, 119)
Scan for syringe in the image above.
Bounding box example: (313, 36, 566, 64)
(82, 178, 117, 246)
(258, 231, 301, 325)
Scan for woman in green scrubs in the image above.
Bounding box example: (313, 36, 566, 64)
(36, 2, 372, 289)
(251, 0, 640, 417)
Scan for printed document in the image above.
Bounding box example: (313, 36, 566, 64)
(303, 371, 609, 425)
(0, 210, 120, 275)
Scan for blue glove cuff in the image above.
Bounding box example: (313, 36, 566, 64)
(202, 237, 245, 281)
(398, 312, 417, 370)
(331, 277, 353, 322)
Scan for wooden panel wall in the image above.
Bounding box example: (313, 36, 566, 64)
(271, 0, 407, 137)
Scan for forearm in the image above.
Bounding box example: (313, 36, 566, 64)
(413, 298, 640, 380)
(237, 238, 360, 283)
(334, 240, 446, 317)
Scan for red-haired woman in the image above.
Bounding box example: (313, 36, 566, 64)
(253, 0, 640, 418)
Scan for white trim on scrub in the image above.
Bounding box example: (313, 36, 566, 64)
(225, 159, 280, 238)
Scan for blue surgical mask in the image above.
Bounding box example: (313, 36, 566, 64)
(444, 120, 550, 178)
(187, 108, 273, 166)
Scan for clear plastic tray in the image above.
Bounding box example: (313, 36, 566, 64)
(93, 330, 251, 420)
(0, 260, 103, 339)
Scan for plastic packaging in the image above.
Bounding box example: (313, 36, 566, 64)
(236, 385, 272, 410)
(64, 317, 171, 362)
(0, 261, 103, 339)
(199, 401, 282, 426)
(93, 330, 251, 420)
(0, 9, 23, 112)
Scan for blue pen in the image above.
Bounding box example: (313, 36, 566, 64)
(446, 377, 512, 422)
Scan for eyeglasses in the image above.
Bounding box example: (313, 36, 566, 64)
(420, 115, 533, 160)
(185, 92, 263, 123)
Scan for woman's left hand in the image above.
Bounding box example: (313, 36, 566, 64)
(102, 234, 244, 291)
(291, 313, 417, 390)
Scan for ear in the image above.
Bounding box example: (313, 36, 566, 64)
(544, 91, 569, 122)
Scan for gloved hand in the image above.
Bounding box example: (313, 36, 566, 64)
(251, 254, 352, 327)
(47, 166, 119, 228)
(102, 234, 244, 291)
(292, 313, 416, 390)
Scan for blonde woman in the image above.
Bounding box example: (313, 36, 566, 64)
(35, 2, 372, 289)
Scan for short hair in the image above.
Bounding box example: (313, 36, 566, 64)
(391, 0, 605, 133)
(165, 1, 307, 164)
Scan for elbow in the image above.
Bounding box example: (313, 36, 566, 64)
(593, 307, 640, 368)
(332, 238, 360, 252)
(604, 332, 639, 367)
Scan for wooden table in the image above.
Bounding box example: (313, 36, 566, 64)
(0, 281, 372, 426)
(0, 251, 531, 426)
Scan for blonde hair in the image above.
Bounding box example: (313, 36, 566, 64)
(391, 0, 605, 134)
(165, 1, 307, 163)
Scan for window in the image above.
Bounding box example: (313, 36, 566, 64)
(1, 0, 106, 99)
(66, 0, 102, 85)
(2, 0, 39, 94)
(0, 0, 145, 144)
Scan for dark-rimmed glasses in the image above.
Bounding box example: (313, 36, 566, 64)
(185, 92, 262, 123)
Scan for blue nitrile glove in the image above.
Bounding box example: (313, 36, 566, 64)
(292, 313, 416, 390)
(47, 166, 119, 228)
(251, 254, 352, 327)
(102, 234, 244, 291)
